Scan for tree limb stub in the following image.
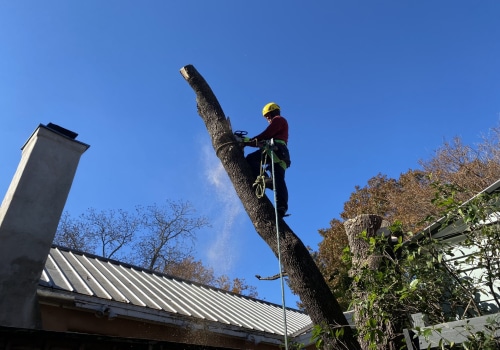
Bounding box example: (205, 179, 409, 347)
(180, 64, 360, 349)
(256, 272, 288, 281)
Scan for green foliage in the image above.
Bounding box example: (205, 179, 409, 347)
(314, 127, 500, 348)
(432, 184, 500, 313)
(281, 339, 305, 349)
(313, 183, 500, 348)
(311, 323, 346, 349)
(461, 317, 500, 350)
(414, 317, 500, 349)
(346, 185, 500, 349)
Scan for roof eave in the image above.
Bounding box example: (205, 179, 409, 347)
(37, 287, 290, 346)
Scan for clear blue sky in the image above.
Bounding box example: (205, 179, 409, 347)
(1, 1, 499, 308)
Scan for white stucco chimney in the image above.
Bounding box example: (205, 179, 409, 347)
(0, 123, 89, 329)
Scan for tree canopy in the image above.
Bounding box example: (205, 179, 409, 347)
(315, 123, 500, 348)
(316, 123, 500, 312)
(54, 200, 258, 297)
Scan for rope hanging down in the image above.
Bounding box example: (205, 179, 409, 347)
(251, 139, 289, 348)
(253, 145, 270, 199)
(269, 141, 289, 350)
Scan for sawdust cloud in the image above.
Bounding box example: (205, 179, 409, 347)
(201, 142, 243, 275)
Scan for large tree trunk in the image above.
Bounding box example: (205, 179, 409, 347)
(180, 64, 360, 350)
(344, 214, 397, 350)
(345, 214, 389, 271)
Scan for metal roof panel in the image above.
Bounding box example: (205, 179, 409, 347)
(41, 246, 312, 337)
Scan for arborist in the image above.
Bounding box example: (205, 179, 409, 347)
(245, 102, 291, 218)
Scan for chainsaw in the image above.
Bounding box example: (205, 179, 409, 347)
(233, 130, 264, 148)
(233, 130, 249, 143)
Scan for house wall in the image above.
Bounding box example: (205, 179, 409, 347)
(39, 304, 294, 350)
(0, 326, 240, 350)
(443, 236, 500, 313)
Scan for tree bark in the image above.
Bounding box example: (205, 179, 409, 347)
(344, 214, 393, 350)
(180, 64, 360, 350)
(344, 214, 389, 272)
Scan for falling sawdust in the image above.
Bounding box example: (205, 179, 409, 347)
(201, 142, 243, 276)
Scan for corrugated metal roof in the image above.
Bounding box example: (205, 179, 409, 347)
(39, 246, 312, 337)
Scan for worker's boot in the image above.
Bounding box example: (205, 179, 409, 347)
(264, 177, 273, 189)
(277, 207, 287, 218)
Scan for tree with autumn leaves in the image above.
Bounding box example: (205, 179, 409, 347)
(316, 124, 500, 313)
(312, 125, 500, 349)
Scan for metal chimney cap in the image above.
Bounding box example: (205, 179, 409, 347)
(45, 123, 78, 140)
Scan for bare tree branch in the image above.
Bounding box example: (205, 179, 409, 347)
(255, 272, 288, 281)
(135, 201, 208, 271)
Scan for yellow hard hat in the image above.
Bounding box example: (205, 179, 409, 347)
(262, 102, 280, 116)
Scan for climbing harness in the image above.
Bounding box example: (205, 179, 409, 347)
(252, 139, 287, 199)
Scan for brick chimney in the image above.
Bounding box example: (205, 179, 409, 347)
(0, 123, 89, 329)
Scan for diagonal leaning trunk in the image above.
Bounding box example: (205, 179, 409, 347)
(180, 64, 360, 350)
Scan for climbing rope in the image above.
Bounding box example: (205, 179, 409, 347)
(248, 139, 289, 348)
(269, 141, 289, 350)
(253, 145, 270, 199)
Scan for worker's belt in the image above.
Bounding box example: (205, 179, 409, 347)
(262, 139, 290, 170)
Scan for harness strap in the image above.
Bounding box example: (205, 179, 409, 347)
(253, 139, 288, 198)
(266, 149, 287, 170)
(264, 140, 287, 170)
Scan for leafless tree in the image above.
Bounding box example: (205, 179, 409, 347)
(55, 212, 96, 253)
(133, 201, 209, 271)
(55, 208, 139, 260)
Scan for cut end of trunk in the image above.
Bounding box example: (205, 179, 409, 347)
(180, 64, 197, 81)
(180, 66, 190, 80)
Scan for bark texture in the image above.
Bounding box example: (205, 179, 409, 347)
(344, 214, 393, 350)
(180, 64, 360, 349)
(345, 214, 389, 272)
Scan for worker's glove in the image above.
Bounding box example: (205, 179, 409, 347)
(234, 131, 250, 145)
(239, 137, 254, 147)
(235, 136, 249, 143)
(244, 138, 263, 148)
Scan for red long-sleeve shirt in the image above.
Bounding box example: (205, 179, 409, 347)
(252, 116, 289, 144)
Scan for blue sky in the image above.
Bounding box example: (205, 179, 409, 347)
(1, 1, 499, 308)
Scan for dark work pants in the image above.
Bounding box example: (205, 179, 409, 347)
(246, 149, 288, 213)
